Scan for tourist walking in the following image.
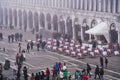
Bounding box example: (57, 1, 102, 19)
(30, 73, 35, 80)
(99, 68, 104, 80)
(23, 66, 28, 80)
(86, 63, 91, 77)
(105, 57, 108, 68)
(100, 57, 104, 68)
(94, 65, 100, 79)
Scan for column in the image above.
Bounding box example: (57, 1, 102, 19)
(12, 10, 15, 27)
(58, 17, 61, 33)
(65, 0, 67, 8)
(81, 0, 83, 10)
(3, 8, 5, 26)
(64, 18, 67, 34)
(94, 0, 97, 11)
(69, 0, 71, 8)
(17, 10, 19, 29)
(84, 0, 87, 10)
(98, 0, 102, 12)
(89, 0, 92, 11)
(44, 14, 48, 30)
(22, 11, 24, 30)
(107, 0, 111, 12)
(7, 9, 10, 27)
(72, 16, 75, 39)
(119, 0, 120, 13)
(26, 12, 30, 30)
(113, 0, 116, 13)
(73, 0, 75, 9)
(51, 15, 54, 32)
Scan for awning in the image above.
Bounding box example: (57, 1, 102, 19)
(85, 22, 109, 35)
(85, 22, 110, 43)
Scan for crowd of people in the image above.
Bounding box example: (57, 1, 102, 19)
(13, 61, 106, 80)
(8, 33, 23, 43)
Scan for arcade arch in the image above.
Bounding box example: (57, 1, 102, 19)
(74, 18, 81, 40)
(66, 17, 73, 38)
(4, 8, 8, 26)
(13, 9, 17, 27)
(82, 19, 89, 41)
(40, 13, 45, 28)
(59, 16, 65, 34)
(46, 13, 51, 30)
(23, 10, 27, 31)
(18, 10, 22, 29)
(34, 12, 39, 32)
(28, 11, 33, 29)
(53, 15, 58, 32)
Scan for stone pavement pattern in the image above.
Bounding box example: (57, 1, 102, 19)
(0, 29, 120, 80)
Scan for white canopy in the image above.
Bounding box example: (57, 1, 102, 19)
(85, 22, 109, 35)
(85, 22, 110, 43)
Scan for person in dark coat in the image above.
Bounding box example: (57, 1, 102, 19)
(30, 41, 34, 50)
(92, 40, 97, 49)
(19, 33, 23, 41)
(0, 63, 2, 74)
(8, 35, 11, 43)
(99, 68, 104, 80)
(36, 42, 40, 51)
(100, 57, 104, 68)
(38, 72, 41, 80)
(35, 73, 39, 80)
(15, 33, 17, 42)
(41, 41, 46, 50)
(11, 34, 14, 42)
(0, 73, 3, 80)
(16, 70, 21, 80)
(18, 43, 21, 53)
(16, 33, 19, 41)
(86, 63, 91, 77)
(23, 66, 28, 80)
(0, 33, 3, 40)
(94, 65, 100, 79)
(36, 34, 39, 41)
(27, 43, 30, 53)
(40, 34, 42, 40)
(56, 40, 60, 47)
(78, 38, 82, 46)
(105, 57, 108, 68)
(41, 71, 45, 80)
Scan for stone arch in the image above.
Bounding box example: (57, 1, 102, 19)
(28, 11, 33, 29)
(34, 12, 39, 32)
(90, 19, 97, 40)
(23, 10, 27, 31)
(66, 17, 73, 38)
(46, 13, 51, 30)
(18, 10, 22, 29)
(9, 8, 12, 27)
(82, 19, 89, 41)
(4, 8, 8, 26)
(59, 16, 65, 34)
(53, 15, 58, 32)
(110, 23, 118, 43)
(13, 9, 17, 27)
(74, 18, 81, 40)
(0, 7, 3, 25)
(40, 13, 45, 28)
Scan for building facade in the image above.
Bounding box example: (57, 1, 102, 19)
(0, 0, 120, 43)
